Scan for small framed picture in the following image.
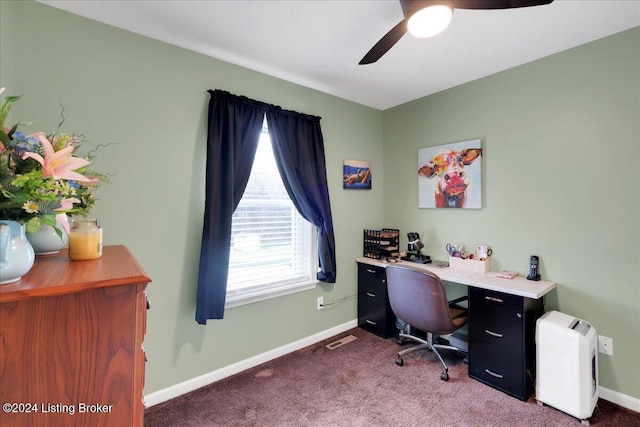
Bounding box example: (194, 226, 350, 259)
(343, 159, 372, 190)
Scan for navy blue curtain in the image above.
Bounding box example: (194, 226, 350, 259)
(196, 90, 336, 324)
(195, 90, 265, 324)
(266, 110, 336, 283)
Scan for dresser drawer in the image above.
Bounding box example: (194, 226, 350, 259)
(469, 304, 523, 353)
(358, 263, 386, 280)
(358, 295, 390, 336)
(470, 287, 523, 311)
(358, 275, 386, 297)
(469, 339, 530, 401)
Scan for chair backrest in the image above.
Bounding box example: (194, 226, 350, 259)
(386, 265, 458, 336)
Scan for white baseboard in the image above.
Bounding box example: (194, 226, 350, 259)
(144, 320, 639, 415)
(144, 319, 358, 408)
(599, 385, 640, 413)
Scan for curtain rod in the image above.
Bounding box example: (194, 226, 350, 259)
(208, 89, 322, 122)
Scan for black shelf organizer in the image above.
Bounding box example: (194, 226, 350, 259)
(363, 228, 400, 259)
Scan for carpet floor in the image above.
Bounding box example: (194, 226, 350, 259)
(145, 327, 640, 427)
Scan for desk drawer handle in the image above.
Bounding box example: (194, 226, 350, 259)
(365, 320, 377, 325)
(485, 296, 503, 303)
(366, 268, 377, 274)
(484, 329, 504, 338)
(366, 292, 376, 298)
(485, 369, 504, 379)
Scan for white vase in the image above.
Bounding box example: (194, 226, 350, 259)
(27, 223, 68, 255)
(0, 220, 36, 285)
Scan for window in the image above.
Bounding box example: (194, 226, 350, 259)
(226, 121, 317, 308)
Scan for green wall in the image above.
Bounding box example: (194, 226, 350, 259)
(3, 1, 384, 394)
(0, 0, 15, 101)
(2, 0, 638, 402)
(382, 28, 640, 399)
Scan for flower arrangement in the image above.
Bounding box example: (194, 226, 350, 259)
(0, 87, 107, 237)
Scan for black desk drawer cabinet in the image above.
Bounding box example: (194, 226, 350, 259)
(357, 263, 396, 338)
(468, 287, 543, 401)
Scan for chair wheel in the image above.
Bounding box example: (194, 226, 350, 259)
(440, 371, 449, 381)
(396, 337, 405, 345)
(395, 357, 404, 366)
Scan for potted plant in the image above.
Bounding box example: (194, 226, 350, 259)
(0, 88, 107, 282)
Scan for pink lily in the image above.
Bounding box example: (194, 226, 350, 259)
(21, 132, 93, 182)
(54, 197, 81, 235)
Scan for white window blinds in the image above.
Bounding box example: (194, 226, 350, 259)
(226, 123, 316, 307)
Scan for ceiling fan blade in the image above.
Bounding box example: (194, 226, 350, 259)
(359, 0, 554, 65)
(450, 0, 554, 10)
(359, 19, 408, 65)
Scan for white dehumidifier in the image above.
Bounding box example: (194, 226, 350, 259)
(536, 310, 598, 425)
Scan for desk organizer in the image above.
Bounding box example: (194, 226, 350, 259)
(363, 228, 399, 259)
(449, 256, 490, 273)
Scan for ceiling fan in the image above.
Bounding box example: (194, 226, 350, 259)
(359, 0, 555, 65)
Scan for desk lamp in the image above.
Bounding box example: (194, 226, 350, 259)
(407, 232, 431, 264)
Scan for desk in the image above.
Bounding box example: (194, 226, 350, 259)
(356, 257, 555, 298)
(356, 257, 556, 401)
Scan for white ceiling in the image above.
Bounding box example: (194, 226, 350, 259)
(39, 0, 639, 110)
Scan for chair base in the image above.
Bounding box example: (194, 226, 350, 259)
(395, 331, 466, 381)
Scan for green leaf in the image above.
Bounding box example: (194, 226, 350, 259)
(41, 214, 64, 239)
(25, 216, 41, 234)
(41, 214, 57, 228)
(0, 95, 22, 129)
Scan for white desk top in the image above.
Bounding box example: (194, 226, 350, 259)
(356, 257, 556, 299)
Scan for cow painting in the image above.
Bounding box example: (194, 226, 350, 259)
(418, 141, 482, 209)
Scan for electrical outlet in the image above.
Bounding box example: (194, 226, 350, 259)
(317, 296, 324, 311)
(598, 335, 613, 356)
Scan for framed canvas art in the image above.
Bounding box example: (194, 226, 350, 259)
(418, 139, 482, 209)
(343, 160, 372, 190)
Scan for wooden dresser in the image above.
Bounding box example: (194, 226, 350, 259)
(0, 245, 151, 427)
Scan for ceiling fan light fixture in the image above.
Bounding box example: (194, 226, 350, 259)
(407, 5, 452, 38)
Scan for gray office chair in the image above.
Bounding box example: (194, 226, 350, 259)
(386, 264, 469, 381)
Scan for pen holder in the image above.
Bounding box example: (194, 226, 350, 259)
(449, 256, 490, 273)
